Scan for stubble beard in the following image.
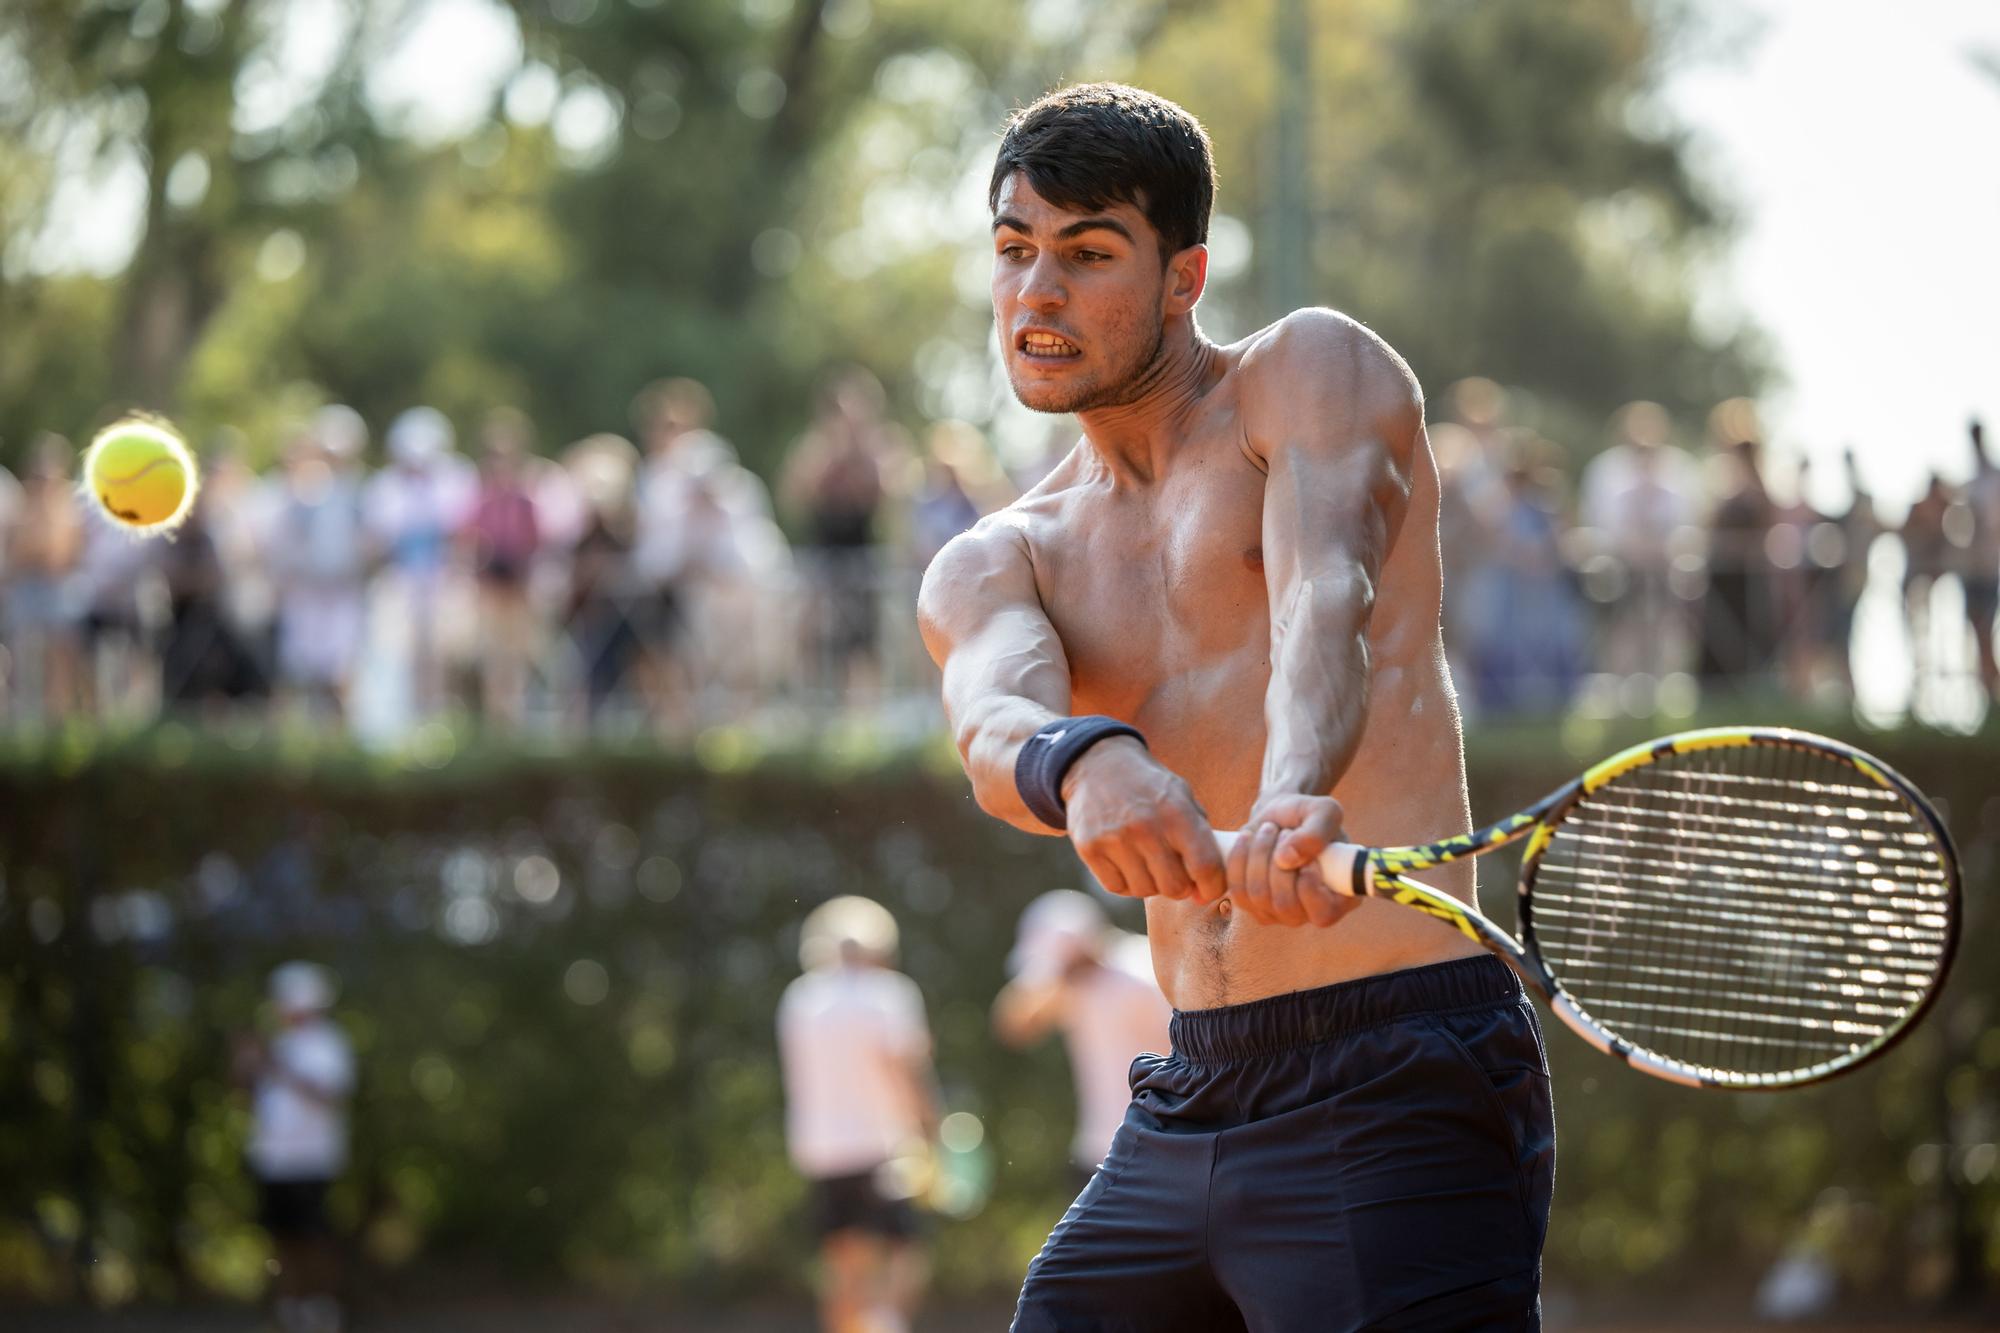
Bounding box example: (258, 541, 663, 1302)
(1009, 319, 1167, 415)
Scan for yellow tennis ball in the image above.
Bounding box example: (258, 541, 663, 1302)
(83, 417, 199, 533)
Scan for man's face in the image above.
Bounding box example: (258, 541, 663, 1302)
(991, 173, 1171, 414)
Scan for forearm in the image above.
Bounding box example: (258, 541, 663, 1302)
(1260, 574, 1372, 799)
(992, 976, 1065, 1046)
(905, 1061, 943, 1141)
(953, 690, 1067, 832)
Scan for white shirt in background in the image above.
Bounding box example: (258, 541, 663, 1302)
(1051, 935, 1172, 1170)
(249, 1019, 356, 1181)
(777, 965, 932, 1180)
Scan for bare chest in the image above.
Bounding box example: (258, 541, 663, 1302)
(1030, 451, 1271, 721)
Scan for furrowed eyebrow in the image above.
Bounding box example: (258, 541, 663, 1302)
(991, 214, 1135, 244)
(1058, 217, 1133, 243)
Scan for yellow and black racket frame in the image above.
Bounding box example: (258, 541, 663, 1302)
(1325, 726, 1962, 1090)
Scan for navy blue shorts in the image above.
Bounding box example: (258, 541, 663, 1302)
(1013, 955, 1554, 1332)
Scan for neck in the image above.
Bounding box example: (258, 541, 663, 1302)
(1076, 318, 1222, 484)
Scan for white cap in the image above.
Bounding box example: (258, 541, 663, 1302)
(269, 960, 337, 1014)
(1007, 889, 1108, 978)
(798, 895, 900, 971)
(313, 404, 368, 460)
(387, 406, 453, 466)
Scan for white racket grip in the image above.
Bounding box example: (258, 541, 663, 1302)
(1210, 831, 1371, 898)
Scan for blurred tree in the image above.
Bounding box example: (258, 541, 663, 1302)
(1129, 0, 1769, 449)
(0, 0, 1766, 478)
(0, 0, 397, 449)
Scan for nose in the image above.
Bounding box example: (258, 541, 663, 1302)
(1016, 252, 1067, 313)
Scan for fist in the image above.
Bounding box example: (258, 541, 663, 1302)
(1225, 793, 1355, 927)
(1063, 738, 1227, 905)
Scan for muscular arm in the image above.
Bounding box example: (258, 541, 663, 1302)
(1253, 313, 1422, 801)
(917, 521, 1072, 833)
(1223, 313, 1424, 924)
(919, 518, 1225, 901)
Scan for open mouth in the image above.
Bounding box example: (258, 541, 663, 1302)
(1018, 330, 1082, 360)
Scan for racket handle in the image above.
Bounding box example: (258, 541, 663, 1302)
(1211, 831, 1371, 898)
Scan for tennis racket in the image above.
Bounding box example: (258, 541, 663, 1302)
(1216, 727, 1959, 1090)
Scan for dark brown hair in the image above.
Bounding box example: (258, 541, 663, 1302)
(990, 83, 1214, 262)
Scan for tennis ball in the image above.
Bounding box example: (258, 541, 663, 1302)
(82, 416, 199, 533)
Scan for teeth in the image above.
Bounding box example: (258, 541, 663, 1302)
(1023, 333, 1079, 356)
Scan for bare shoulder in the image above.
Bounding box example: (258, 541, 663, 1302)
(916, 511, 1039, 640)
(1234, 307, 1424, 450)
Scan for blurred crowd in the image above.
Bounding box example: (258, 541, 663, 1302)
(2, 374, 1997, 738)
(1434, 382, 2000, 720)
(0, 369, 1012, 739)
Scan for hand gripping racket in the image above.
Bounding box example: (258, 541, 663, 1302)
(1218, 727, 1959, 1089)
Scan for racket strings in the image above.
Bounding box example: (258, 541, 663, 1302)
(1530, 742, 1953, 1080)
(1538, 842, 1948, 914)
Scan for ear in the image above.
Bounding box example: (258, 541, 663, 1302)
(1163, 243, 1208, 317)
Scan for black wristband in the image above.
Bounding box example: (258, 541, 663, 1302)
(1014, 715, 1146, 830)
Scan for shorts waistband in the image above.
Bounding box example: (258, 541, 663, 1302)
(1169, 954, 1522, 1063)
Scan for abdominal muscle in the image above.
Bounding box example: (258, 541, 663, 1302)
(1126, 652, 1487, 1012)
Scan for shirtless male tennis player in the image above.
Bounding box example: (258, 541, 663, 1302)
(918, 85, 1555, 1331)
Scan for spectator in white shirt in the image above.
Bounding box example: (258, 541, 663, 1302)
(361, 407, 477, 724)
(1576, 401, 1703, 685)
(268, 409, 369, 723)
(235, 962, 355, 1333)
(777, 896, 939, 1333)
(991, 890, 1171, 1193)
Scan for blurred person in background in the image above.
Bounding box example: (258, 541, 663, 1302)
(782, 367, 907, 709)
(361, 407, 477, 726)
(1768, 457, 1840, 697)
(1432, 378, 1510, 709)
(910, 420, 992, 570)
(559, 434, 643, 726)
(2, 435, 85, 718)
(1898, 470, 1955, 695)
(269, 408, 369, 724)
(0, 450, 25, 710)
(1469, 434, 1589, 714)
(72, 463, 161, 718)
(1577, 401, 1702, 688)
(520, 432, 590, 683)
(233, 961, 355, 1333)
(1962, 419, 2000, 700)
(693, 434, 795, 720)
(198, 428, 279, 692)
(1829, 448, 1882, 695)
(157, 457, 264, 712)
(778, 896, 939, 1333)
(1699, 437, 1776, 685)
(463, 409, 543, 728)
(991, 890, 1170, 1195)
(671, 444, 764, 723)
(631, 377, 727, 731)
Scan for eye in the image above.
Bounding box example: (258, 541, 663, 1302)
(998, 243, 1030, 261)
(1075, 250, 1110, 263)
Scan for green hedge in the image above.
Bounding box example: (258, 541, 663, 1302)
(1, 719, 1995, 1310)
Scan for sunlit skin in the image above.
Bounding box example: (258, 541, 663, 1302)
(919, 175, 1481, 1008)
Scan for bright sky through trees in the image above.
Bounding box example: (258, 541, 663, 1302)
(1667, 0, 2000, 515)
(28, 0, 2000, 519)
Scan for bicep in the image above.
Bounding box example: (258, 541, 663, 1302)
(918, 526, 1073, 727)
